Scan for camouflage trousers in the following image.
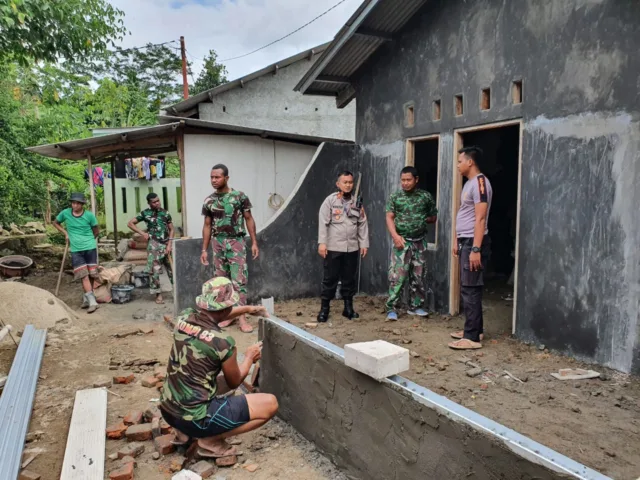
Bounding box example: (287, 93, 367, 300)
(212, 237, 248, 305)
(146, 239, 173, 295)
(386, 237, 427, 311)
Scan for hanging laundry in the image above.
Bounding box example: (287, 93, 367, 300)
(156, 159, 164, 178)
(142, 157, 151, 180)
(132, 158, 141, 179)
(150, 158, 157, 178)
(125, 158, 133, 179)
(94, 166, 104, 187)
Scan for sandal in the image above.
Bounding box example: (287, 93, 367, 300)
(448, 338, 482, 350)
(196, 445, 239, 458)
(450, 331, 484, 341)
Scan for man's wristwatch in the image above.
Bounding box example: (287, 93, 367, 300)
(471, 246, 481, 253)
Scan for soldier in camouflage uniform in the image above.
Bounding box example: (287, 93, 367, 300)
(128, 192, 174, 304)
(385, 166, 438, 320)
(159, 277, 278, 456)
(200, 164, 259, 333)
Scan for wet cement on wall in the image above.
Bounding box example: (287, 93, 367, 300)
(173, 142, 357, 312)
(260, 319, 606, 480)
(351, 0, 640, 372)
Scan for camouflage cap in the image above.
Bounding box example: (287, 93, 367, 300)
(196, 277, 240, 312)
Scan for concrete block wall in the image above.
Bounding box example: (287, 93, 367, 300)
(260, 317, 610, 480)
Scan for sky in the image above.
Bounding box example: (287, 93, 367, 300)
(108, 0, 361, 82)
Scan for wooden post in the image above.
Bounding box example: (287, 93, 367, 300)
(110, 158, 119, 246)
(180, 36, 188, 99)
(45, 181, 52, 225)
(176, 133, 187, 236)
(87, 153, 96, 215)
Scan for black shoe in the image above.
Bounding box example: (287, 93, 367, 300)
(317, 299, 330, 323)
(342, 298, 359, 319)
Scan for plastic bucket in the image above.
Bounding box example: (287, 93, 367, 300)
(132, 272, 150, 288)
(111, 284, 135, 304)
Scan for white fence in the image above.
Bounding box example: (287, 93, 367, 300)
(104, 178, 183, 234)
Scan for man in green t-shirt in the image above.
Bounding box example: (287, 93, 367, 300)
(385, 166, 437, 320)
(53, 193, 100, 313)
(127, 192, 174, 304)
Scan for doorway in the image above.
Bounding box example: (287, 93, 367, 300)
(449, 121, 522, 334)
(406, 135, 440, 246)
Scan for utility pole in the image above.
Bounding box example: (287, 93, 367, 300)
(180, 36, 188, 99)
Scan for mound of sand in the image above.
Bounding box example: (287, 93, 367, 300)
(0, 282, 77, 333)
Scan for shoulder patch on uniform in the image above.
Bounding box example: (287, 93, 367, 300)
(477, 175, 488, 203)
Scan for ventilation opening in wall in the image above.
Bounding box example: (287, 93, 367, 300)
(176, 187, 182, 213)
(404, 103, 415, 128)
(121, 188, 127, 214)
(134, 187, 141, 213)
(433, 99, 441, 121)
(454, 94, 464, 116)
(481, 88, 491, 111)
(223, 106, 226, 113)
(406, 135, 440, 246)
(512, 80, 523, 105)
(162, 187, 169, 210)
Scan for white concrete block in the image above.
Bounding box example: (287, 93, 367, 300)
(344, 340, 410, 380)
(172, 471, 202, 480)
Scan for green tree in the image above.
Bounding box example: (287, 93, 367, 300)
(190, 49, 228, 95)
(0, 0, 126, 65)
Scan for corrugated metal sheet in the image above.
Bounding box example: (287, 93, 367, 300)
(361, 0, 427, 33)
(296, 0, 430, 102)
(0, 325, 47, 480)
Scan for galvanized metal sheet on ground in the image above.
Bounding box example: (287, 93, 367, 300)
(0, 325, 47, 480)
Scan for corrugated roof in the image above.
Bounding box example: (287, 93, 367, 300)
(295, 0, 428, 107)
(164, 42, 331, 116)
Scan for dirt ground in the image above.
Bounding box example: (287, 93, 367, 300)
(276, 293, 640, 480)
(0, 271, 346, 480)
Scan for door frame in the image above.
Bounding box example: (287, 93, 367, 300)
(405, 134, 441, 250)
(449, 119, 524, 335)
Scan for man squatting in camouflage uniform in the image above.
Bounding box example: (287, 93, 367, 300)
(159, 277, 278, 457)
(385, 166, 437, 321)
(317, 171, 369, 322)
(128, 193, 174, 304)
(200, 164, 259, 333)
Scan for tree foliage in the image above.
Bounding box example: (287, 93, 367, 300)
(0, 0, 126, 65)
(190, 49, 228, 95)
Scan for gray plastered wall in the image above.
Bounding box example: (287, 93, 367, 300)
(351, 0, 640, 373)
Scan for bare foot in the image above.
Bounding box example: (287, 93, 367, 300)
(218, 317, 236, 329)
(197, 438, 238, 457)
(155, 294, 165, 305)
(239, 317, 254, 333)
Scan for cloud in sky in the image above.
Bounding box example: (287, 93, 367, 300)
(108, 0, 361, 81)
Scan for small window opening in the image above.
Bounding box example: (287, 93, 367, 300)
(162, 187, 169, 210)
(454, 94, 464, 116)
(481, 88, 491, 110)
(121, 188, 128, 214)
(176, 187, 182, 213)
(405, 104, 415, 128)
(433, 99, 441, 121)
(134, 187, 140, 212)
(222, 106, 226, 113)
(512, 80, 523, 104)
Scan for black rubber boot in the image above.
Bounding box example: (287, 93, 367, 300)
(317, 299, 330, 323)
(342, 298, 359, 319)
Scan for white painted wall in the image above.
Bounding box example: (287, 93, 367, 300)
(183, 134, 317, 237)
(198, 55, 355, 141)
(104, 178, 182, 233)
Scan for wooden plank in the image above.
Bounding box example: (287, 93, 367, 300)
(60, 388, 107, 480)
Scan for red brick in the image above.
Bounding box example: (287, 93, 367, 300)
(160, 419, 172, 435)
(109, 462, 134, 480)
(141, 376, 159, 388)
(154, 368, 166, 381)
(156, 381, 164, 391)
(106, 422, 128, 440)
(113, 374, 135, 385)
(143, 406, 161, 422)
(170, 455, 186, 472)
(117, 442, 145, 459)
(151, 417, 162, 438)
(123, 411, 143, 426)
(125, 424, 153, 442)
(190, 460, 216, 478)
(119, 456, 137, 468)
(153, 434, 175, 455)
(19, 471, 41, 480)
(215, 455, 237, 467)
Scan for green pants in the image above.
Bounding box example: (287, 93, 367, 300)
(386, 238, 427, 311)
(147, 239, 173, 295)
(212, 237, 248, 305)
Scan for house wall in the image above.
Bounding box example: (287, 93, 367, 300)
(354, 0, 640, 373)
(198, 56, 356, 141)
(182, 134, 317, 236)
(104, 178, 182, 233)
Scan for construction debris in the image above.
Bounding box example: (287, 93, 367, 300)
(551, 369, 600, 381)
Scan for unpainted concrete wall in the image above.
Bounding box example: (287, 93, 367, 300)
(199, 56, 355, 141)
(173, 142, 357, 312)
(260, 318, 609, 480)
(182, 134, 316, 236)
(353, 0, 640, 373)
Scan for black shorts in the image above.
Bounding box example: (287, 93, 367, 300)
(71, 249, 98, 280)
(161, 395, 250, 438)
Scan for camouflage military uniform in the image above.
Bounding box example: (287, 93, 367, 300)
(136, 208, 173, 294)
(385, 189, 437, 311)
(202, 190, 252, 305)
(160, 307, 236, 421)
